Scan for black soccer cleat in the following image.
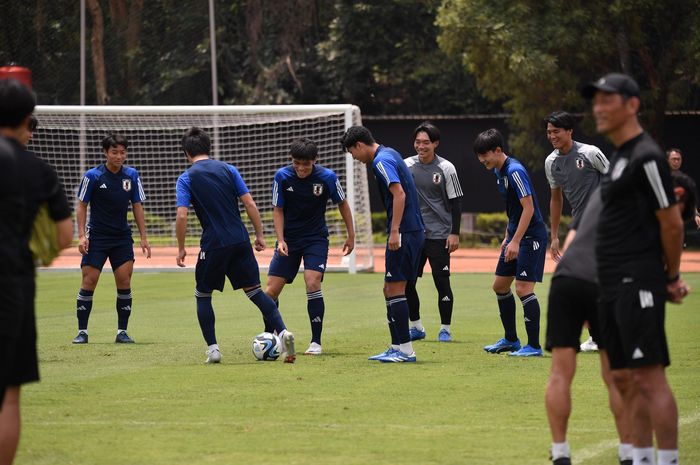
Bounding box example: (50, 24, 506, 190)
(115, 331, 134, 343)
(72, 331, 88, 344)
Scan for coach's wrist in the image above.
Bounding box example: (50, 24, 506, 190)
(667, 273, 680, 284)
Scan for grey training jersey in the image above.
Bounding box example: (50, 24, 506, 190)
(553, 187, 602, 283)
(544, 141, 609, 220)
(405, 154, 463, 239)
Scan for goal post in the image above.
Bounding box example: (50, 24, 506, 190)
(32, 104, 374, 272)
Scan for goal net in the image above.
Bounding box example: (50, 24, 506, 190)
(32, 105, 374, 272)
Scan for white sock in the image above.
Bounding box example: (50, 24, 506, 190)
(440, 324, 451, 333)
(633, 447, 656, 465)
(410, 319, 424, 331)
(79, 330, 88, 334)
(657, 449, 678, 465)
(391, 344, 400, 351)
(551, 442, 570, 460)
(208, 344, 219, 352)
(619, 443, 634, 461)
(117, 329, 126, 334)
(399, 341, 414, 355)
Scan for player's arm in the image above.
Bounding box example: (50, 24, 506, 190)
(272, 206, 288, 256)
(56, 218, 73, 249)
(447, 196, 461, 253)
(76, 200, 89, 254)
(388, 182, 405, 251)
(504, 195, 534, 262)
(175, 206, 188, 267)
(132, 202, 151, 258)
(241, 193, 266, 251)
(549, 186, 563, 262)
(337, 199, 355, 256)
(657, 204, 688, 303)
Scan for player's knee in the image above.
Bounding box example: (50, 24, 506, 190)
(514, 282, 534, 298)
(611, 369, 634, 396)
(433, 274, 452, 295)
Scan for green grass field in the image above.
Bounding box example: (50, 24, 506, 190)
(17, 271, 700, 465)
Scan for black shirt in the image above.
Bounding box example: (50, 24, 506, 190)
(596, 132, 675, 288)
(0, 136, 24, 276)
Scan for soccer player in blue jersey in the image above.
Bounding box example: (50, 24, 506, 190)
(175, 127, 295, 364)
(265, 138, 355, 355)
(72, 134, 151, 345)
(474, 128, 547, 357)
(341, 126, 425, 363)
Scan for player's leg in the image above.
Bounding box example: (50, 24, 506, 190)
(509, 236, 546, 356)
(0, 386, 20, 465)
(73, 244, 108, 343)
(194, 249, 224, 363)
(599, 351, 634, 464)
(264, 276, 286, 333)
(426, 240, 453, 341)
(111, 241, 136, 343)
(406, 246, 428, 340)
(264, 245, 299, 333)
(483, 272, 519, 353)
(302, 269, 324, 354)
(632, 366, 678, 464)
(545, 348, 576, 463)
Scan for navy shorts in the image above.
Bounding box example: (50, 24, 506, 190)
(545, 276, 601, 352)
(195, 242, 261, 293)
(385, 230, 425, 282)
(416, 238, 451, 278)
(81, 236, 134, 271)
(495, 236, 547, 282)
(268, 237, 329, 284)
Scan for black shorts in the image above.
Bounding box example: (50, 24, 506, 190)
(195, 242, 261, 293)
(545, 276, 601, 352)
(416, 238, 450, 278)
(599, 281, 669, 370)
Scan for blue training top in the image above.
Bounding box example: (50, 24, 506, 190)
(271, 164, 345, 242)
(372, 145, 424, 233)
(77, 164, 145, 239)
(176, 158, 251, 251)
(493, 157, 547, 239)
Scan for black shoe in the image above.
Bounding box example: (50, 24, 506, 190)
(72, 331, 88, 344)
(620, 460, 633, 465)
(553, 458, 572, 465)
(115, 331, 134, 343)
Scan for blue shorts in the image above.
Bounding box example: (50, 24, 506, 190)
(385, 230, 425, 282)
(268, 237, 329, 284)
(81, 236, 134, 272)
(195, 242, 261, 293)
(495, 236, 547, 282)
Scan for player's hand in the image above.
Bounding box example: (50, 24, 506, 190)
(446, 234, 459, 254)
(254, 235, 266, 252)
(550, 237, 561, 262)
(695, 213, 700, 230)
(78, 236, 89, 255)
(276, 240, 288, 256)
(141, 237, 151, 259)
(388, 230, 400, 251)
(176, 248, 187, 267)
(667, 277, 690, 303)
(504, 239, 519, 262)
(343, 236, 355, 256)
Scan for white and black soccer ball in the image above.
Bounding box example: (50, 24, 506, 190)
(252, 332, 281, 361)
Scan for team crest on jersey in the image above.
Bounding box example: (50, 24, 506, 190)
(313, 183, 324, 196)
(611, 158, 628, 180)
(575, 157, 585, 170)
(432, 172, 442, 184)
(501, 177, 509, 189)
(122, 179, 132, 192)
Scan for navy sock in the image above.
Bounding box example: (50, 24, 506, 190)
(388, 295, 410, 344)
(496, 290, 517, 341)
(385, 299, 398, 345)
(262, 298, 278, 333)
(77, 288, 94, 331)
(247, 286, 286, 334)
(116, 288, 132, 331)
(405, 280, 420, 322)
(195, 292, 217, 345)
(434, 274, 453, 325)
(520, 293, 541, 349)
(307, 290, 324, 344)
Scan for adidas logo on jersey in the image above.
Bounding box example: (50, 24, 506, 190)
(519, 270, 528, 277)
(441, 295, 451, 302)
(442, 265, 449, 271)
(287, 186, 294, 192)
(99, 183, 107, 189)
(632, 347, 644, 359)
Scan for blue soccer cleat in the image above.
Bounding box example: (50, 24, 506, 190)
(483, 337, 521, 354)
(509, 344, 543, 357)
(72, 331, 88, 344)
(369, 347, 398, 360)
(115, 331, 134, 344)
(378, 350, 417, 363)
(409, 327, 426, 341)
(438, 328, 452, 342)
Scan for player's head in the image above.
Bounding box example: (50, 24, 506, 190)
(181, 127, 211, 158)
(341, 126, 375, 164)
(0, 79, 36, 142)
(102, 133, 128, 170)
(473, 128, 506, 170)
(544, 111, 574, 151)
(289, 137, 318, 178)
(102, 133, 128, 151)
(19, 114, 38, 147)
(671, 170, 697, 222)
(666, 148, 682, 171)
(413, 121, 440, 163)
(581, 73, 640, 136)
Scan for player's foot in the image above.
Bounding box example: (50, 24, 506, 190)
(483, 338, 520, 353)
(509, 344, 543, 357)
(377, 350, 417, 363)
(115, 331, 134, 344)
(72, 331, 88, 344)
(619, 460, 632, 465)
(281, 330, 295, 363)
(205, 348, 221, 364)
(580, 336, 598, 352)
(552, 457, 572, 465)
(304, 342, 322, 355)
(438, 328, 452, 342)
(409, 327, 426, 341)
(368, 347, 397, 360)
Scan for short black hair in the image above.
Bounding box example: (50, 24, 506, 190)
(102, 133, 128, 150)
(181, 127, 211, 157)
(666, 147, 682, 158)
(473, 128, 505, 155)
(341, 126, 375, 150)
(544, 111, 575, 131)
(28, 114, 38, 132)
(289, 137, 318, 160)
(413, 121, 440, 142)
(0, 78, 36, 128)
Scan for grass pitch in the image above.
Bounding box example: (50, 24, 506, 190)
(17, 271, 700, 465)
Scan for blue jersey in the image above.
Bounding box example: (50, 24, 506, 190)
(271, 164, 345, 242)
(372, 145, 424, 233)
(493, 157, 547, 239)
(77, 164, 145, 238)
(176, 158, 251, 251)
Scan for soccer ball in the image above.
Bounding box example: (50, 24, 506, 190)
(252, 332, 281, 361)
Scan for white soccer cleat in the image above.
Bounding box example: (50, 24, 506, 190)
(205, 348, 221, 364)
(580, 336, 599, 352)
(280, 330, 296, 363)
(304, 342, 322, 355)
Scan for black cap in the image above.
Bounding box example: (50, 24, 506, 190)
(581, 73, 640, 99)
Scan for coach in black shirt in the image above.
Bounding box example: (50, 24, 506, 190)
(582, 73, 687, 465)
